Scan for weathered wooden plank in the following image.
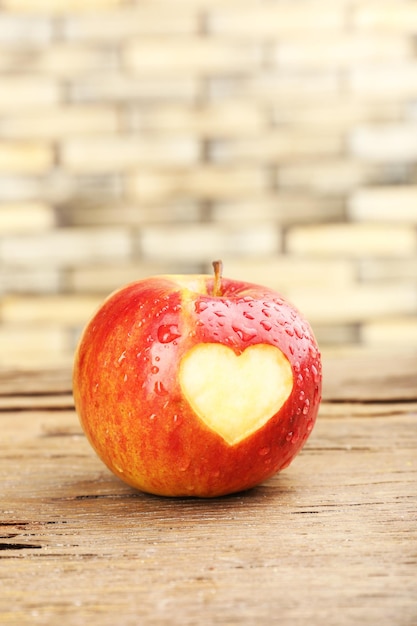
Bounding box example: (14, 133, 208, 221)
(322, 349, 417, 401)
(0, 402, 416, 625)
(0, 368, 72, 396)
(0, 393, 74, 410)
(320, 400, 417, 418)
(0, 348, 416, 402)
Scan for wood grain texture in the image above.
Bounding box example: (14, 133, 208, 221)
(0, 351, 416, 625)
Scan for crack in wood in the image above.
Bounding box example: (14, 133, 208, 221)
(0, 390, 72, 399)
(324, 397, 417, 405)
(39, 431, 83, 438)
(0, 405, 74, 413)
(0, 542, 42, 551)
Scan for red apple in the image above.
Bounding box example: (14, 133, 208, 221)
(73, 261, 322, 498)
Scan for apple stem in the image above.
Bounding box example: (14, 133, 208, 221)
(212, 260, 223, 297)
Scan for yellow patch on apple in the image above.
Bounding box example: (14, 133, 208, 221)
(179, 343, 293, 446)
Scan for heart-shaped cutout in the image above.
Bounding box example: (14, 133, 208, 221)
(179, 343, 293, 446)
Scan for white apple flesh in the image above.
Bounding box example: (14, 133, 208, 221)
(180, 343, 293, 446)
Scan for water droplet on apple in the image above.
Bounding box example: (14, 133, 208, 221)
(258, 446, 271, 456)
(243, 311, 255, 320)
(306, 419, 314, 432)
(309, 344, 318, 359)
(291, 430, 300, 444)
(294, 325, 304, 339)
(311, 363, 320, 383)
(302, 399, 310, 415)
(286, 429, 300, 444)
(299, 390, 305, 401)
(178, 459, 191, 472)
(118, 350, 126, 363)
(154, 381, 168, 395)
(296, 374, 304, 387)
(285, 326, 294, 337)
(214, 310, 226, 318)
(149, 413, 157, 420)
(260, 320, 272, 331)
(151, 365, 159, 374)
(262, 308, 271, 317)
(195, 301, 208, 313)
(232, 325, 257, 342)
(157, 324, 181, 344)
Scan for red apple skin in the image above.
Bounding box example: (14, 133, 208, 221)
(73, 275, 322, 498)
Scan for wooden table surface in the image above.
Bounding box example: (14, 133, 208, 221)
(1, 349, 416, 626)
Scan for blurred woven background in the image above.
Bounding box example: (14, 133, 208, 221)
(1, 0, 417, 369)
